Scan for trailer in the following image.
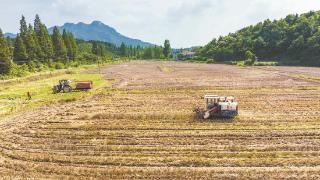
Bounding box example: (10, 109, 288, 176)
(75, 81, 93, 91)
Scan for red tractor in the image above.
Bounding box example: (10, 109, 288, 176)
(194, 95, 238, 119)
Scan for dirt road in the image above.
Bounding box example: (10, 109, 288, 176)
(1, 61, 320, 179)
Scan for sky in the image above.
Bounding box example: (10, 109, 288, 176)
(1, 0, 320, 48)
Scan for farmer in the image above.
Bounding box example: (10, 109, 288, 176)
(27, 92, 32, 100)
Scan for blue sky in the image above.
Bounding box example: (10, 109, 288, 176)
(1, 0, 320, 47)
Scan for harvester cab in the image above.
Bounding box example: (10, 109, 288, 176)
(195, 95, 238, 120)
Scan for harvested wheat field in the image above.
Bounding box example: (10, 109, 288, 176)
(1, 61, 320, 179)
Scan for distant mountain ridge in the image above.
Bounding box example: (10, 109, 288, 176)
(48, 21, 153, 47)
(4, 33, 16, 38)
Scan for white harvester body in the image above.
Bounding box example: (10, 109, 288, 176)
(195, 95, 239, 119)
(219, 101, 238, 111)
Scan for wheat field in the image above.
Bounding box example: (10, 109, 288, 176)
(0, 61, 320, 179)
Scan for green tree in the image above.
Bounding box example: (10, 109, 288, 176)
(63, 30, 77, 60)
(244, 50, 256, 65)
(19, 16, 40, 67)
(120, 42, 128, 56)
(42, 24, 54, 60)
(92, 42, 98, 56)
(163, 40, 171, 58)
(0, 29, 12, 74)
(19, 15, 28, 39)
(24, 24, 41, 62)
(52, 26, 67, 61)
(143, 47, 154, 59)
(153, 46, 164, 59)
(69, 32, 78, 58)
(34, 14, 41, 36)
(13, 34, 28, 64)
(289, 35, 305, 53)
(34, 15, 53, 61)
(91, 41, 105, 57)
(245, 50, 256, 60)
(92, 42, 100, 56)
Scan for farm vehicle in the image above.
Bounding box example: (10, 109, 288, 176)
(194, 95, 238, 119)
(52, 80, 93, 93)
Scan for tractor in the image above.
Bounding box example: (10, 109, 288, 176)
(194, 95, 238, 119)
(52, 80, 73, 93)
(52, 80, 93, 94)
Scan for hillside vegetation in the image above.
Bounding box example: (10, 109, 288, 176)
(198, 11, 320, 66)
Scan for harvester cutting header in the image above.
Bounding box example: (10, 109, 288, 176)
(194, 95, 239, 119)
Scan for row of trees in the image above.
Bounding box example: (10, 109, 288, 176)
(0, 15, 79, 74)
(0, 14, 173, 76)
(13, 15, 78, 65)
(198, 10, 320, 66)
(118, 39, 172, 59)
(88, 40, 172, 60)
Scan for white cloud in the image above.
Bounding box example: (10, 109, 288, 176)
(0, 0, 320, 47)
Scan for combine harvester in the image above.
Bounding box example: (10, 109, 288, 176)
(52, 80, 93, 93)
(194, 95, 238, 119)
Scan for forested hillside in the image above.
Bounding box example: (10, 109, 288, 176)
(0, 15, 172, 77)
(198, 11, 320, 66)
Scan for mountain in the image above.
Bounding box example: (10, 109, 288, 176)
(198, 10, 320, 66)
(4, 33, 16, 38)
(48, 21, 153, 47)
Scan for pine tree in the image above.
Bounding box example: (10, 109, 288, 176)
(0, 29, 12, 74)
(34, 15, 53, 62)
(92, 42, 99, 55)
(143, 47, 154, 59)
(92, 42, 101, 56)
(154, 46, 164, 59)
(24, 24, 41, 62)
(29, 24, 43, 60)
(42, 24, 54, 61)
(163, 40, 171, 58)
(34, 14, 41, 36)
(62, 30, 71, 59)
(19, 15, 28, 39)
(63, 30, 77, 60)
(52, 27, 67, 61)
(120, 43, 128, 56)
(13, 34, 28, 64)
(68, 32, 78, 59)
(133, 47, 137, 57)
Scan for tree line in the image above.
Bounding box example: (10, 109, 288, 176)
(0, 15, 172, 76)
(118, 39, 172, 59)
(81, 40, 172, 61)
(197, 10, 320, 66)
(15, 15, 78, 65)
(0, 15, 78, 75)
